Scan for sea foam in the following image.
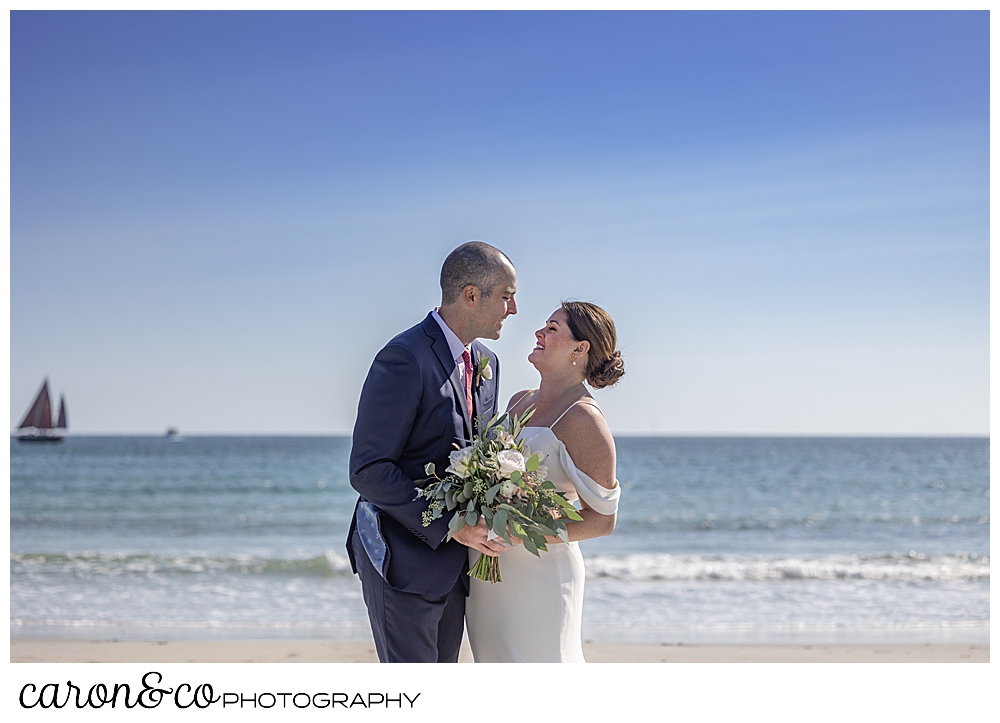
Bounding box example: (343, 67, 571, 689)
(583, 552, 989, 582)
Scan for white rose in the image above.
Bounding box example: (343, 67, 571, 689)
(496, 449, 526, 478)
(480, 361, 493, 380)
(500, 480, 518, 497)
(446, 448, 473, 478)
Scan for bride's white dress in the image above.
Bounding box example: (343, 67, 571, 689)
(465, 401, 621, 663)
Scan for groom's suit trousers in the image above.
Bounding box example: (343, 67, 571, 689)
(352, 530, 465, 663)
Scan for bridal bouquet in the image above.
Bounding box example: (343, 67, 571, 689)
(417, 407, 583, 582)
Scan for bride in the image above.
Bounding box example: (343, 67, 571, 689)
(465, 301, 624, 663)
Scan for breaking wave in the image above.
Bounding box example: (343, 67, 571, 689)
(12, 550, 989, 584)
(10, 551, 355, 577)
(584, 552, 989, 582)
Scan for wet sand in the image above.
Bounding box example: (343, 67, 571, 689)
(10, 639, 989, 663)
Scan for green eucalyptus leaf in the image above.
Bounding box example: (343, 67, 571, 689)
(497, 503, 530, 520)
(508, 525, 527, 539)
(492, 509, 508, 539)
(526, 527, 545, 542)
(445, 512, 466, 539)
(525, 454, 539, 472)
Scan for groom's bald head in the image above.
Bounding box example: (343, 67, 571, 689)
(440, 242, 515, 305)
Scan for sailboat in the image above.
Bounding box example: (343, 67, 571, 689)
(16, 378, 67, 442)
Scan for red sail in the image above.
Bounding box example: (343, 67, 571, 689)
(56, 395, 68, 429)
(18, 380, 53, 429)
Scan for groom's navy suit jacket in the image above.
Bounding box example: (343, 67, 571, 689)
(347, 313, 501, 597)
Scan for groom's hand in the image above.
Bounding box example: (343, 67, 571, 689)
(453, 518, 510, 557)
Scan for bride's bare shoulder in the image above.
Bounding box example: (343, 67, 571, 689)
(557, 400, 610, 437)
(555, 401, 616, 488)
(506, 389, 537, 413)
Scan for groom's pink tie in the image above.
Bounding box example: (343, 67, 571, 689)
(462, 349, 474, 419)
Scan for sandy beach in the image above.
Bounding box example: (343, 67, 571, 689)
(10, 639, 988, 663)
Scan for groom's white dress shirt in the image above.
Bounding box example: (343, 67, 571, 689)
(431, 308, 471, 389)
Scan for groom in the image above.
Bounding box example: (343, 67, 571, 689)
(347, 241, 518, 663)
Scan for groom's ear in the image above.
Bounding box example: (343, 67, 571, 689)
(461, 284, 479, 307)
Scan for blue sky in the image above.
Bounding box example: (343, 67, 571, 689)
(10, 11, 989, 435)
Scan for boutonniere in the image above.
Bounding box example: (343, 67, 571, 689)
(475, 355, 493, 387)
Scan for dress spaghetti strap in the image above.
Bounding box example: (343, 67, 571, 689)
(549, 399, 602, 429)
(509, 390, 534, 414)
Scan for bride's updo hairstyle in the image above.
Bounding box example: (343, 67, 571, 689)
(561, 301, 625, 389)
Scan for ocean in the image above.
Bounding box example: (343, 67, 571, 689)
(10, 436, 989, 645)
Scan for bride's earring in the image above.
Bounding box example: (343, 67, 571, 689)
(572, 355, 577, 366)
